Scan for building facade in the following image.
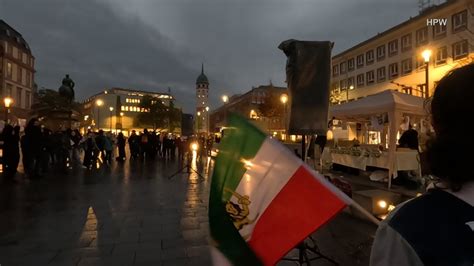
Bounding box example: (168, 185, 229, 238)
(196, 64, 209, 133)
(0, 20, 35, 124)
(210, 84, 287, 136)
(82, 87, 173, 134)
(331, 0, 473, 104)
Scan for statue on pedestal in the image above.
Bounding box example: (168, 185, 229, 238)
(58, 74, 75, 104)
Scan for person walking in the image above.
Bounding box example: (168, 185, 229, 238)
(83, 132, 98, 169)
(104, 133, 113, 165)
(2, 125, 20, 180)
(370, 64, 474, 266)
(95, 130, 106, 164)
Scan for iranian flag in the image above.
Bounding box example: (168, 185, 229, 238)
(209, 114, 353, 266)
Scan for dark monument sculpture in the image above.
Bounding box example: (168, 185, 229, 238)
(58, 74, 76, 127)
(278, 39, 332, 136)
(59, 74, 75, 103)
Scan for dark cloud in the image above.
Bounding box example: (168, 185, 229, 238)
(0, 0, 202, 112)
(1, 0, 420, 112)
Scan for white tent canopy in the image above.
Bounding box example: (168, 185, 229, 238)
(330, 89, 427, 119)
(329, 90, 427, 188)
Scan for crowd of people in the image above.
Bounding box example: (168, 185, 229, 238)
(0, 118, 216, 181)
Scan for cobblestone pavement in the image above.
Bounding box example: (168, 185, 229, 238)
(0, 156, 376, 266)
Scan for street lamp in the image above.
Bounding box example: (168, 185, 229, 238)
(347, 85, 354, 101)
(280, 93, 288, 140)
(4, 97, 13, 124)
(119, 112, 124, 131)
(222, 95, 228, 103)
(205, 106, 210, 134)
(197, 111, 201, 134)
(109, 106, 114, 132)
(422, 49, 432, 98)
(96, 99, 103, 129)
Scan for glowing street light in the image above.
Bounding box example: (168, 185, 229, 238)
(280, 93, 288, 140)
(109, 106, 114, 132)
(4, 97, 13, 124)
(205, 106, 210, 133)
(422, 49, 432, 63)
(222, 95, 229, 103)
(421, 49, 432, 98)
(196, 111, 201, 133)
(96, 99, 103, 129)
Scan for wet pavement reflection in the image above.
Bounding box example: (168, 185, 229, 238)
(0, 155, 212, 266)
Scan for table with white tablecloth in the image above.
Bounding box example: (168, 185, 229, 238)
(322, 148, 420, 173)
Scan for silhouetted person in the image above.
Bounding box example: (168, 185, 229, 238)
(95, 130, 106, 163)
(22, 118, 43, 178)
(398, 124, 419, 151)
(140, 129, 150, 160)
(2, 125, 20, 179)
(83, 132, 98, 169)
(104, 133, 113, 165)
(116, 132, 126, 161)
(128, 130, 140, 160)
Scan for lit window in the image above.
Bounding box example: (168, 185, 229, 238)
(416, 27, 428, 46)
(377, 67, 386, 82)
(366, 50, 374, 64)
(388, 40, 398, 56)
(366, 71, 375, 84)
(433, 23, 447, 39)
(356, 74, 364, 87)
(7, 62, 12, 77)
(452, 40, 468, 60)
(401, 34, 412, 52)
(388, 63, 399, 78)
(340, 61, 347, 74)
(376, 45, 386, 61)
(452, 10, 467, 33)
(339, 79, 347, 91)
(332, 65, 339, 77)
(402, 58, 413, 75)
(348, 77, 354, 89)
(347, 58, 355, 72)
(356, 54, 364, 68)
(435, 46, 447, 65)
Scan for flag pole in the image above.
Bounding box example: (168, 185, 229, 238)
(348, 200, 381, 226)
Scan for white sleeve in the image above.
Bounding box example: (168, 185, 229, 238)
(370, 221, 424, 266)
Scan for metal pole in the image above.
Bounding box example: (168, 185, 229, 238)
(110, 111, 112, 132)
(284, 103, 287, 141)
(301, 134, 306, 161)
(5, 108, 8, 124)
(425, 62, 429, 98)
(97, 107, 100, 130)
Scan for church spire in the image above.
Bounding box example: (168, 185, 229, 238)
(201, 63, 204, 74)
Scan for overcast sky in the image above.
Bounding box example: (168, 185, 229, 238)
(0, 0, 420, 112)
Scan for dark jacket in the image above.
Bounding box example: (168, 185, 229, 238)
(371, 186, 474, 266)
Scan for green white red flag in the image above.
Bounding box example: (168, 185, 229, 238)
(209, 114, 353, 265)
